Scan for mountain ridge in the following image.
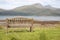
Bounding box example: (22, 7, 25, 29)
(0, 3, 60, 16)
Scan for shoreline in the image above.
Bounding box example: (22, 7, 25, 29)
(0, 19, 60, 24)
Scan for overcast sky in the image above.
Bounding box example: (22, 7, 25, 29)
(0, 0, 60, 10)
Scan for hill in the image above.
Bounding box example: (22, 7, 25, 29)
(0, 3, 60, 16)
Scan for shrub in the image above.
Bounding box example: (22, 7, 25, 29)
(11, 37, 19, 40)
(0, 37, 2, 40)
(0, 26, 3, 29)
(11, 37, 17, 40)
(39, 31, 48, 40)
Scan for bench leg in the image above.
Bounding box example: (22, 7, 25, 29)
(30, 26, 32, 32)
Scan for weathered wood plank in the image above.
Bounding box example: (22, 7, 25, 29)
(6, 17, 34, 32)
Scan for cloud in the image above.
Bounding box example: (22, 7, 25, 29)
(0, 0, 60, 9)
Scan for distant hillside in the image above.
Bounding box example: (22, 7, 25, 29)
(0, 3, 60, 16)
(0, 9, 5, 12)
(0, 11, 32, 16)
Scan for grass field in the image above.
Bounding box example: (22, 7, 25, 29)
(0, 25, 60, 40)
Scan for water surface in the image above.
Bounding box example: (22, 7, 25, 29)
(0, 16, 60, 21)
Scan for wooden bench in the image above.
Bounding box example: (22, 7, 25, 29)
(6, 17, 34, 32)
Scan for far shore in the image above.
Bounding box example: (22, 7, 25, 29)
(0, 19, 60, 24)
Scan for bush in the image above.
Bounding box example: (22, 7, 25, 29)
(0, 26, 3, 29)
(11, 37, 19, 40)
(39, 31, 48, 40)
(11, 37, 17, 40)
(0, 37, 2, 40)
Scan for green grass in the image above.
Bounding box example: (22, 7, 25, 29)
(0, 26, 60, 40)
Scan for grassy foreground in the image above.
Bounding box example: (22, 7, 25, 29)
(0, 26, 60, 40)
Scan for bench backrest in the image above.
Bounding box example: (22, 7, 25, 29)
(6, 17, 34, 28)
